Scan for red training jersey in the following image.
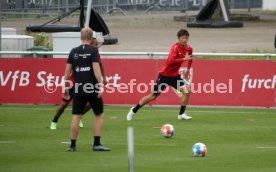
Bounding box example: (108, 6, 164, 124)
(159, 42, 193, 77)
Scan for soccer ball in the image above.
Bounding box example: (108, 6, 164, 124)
(160, 124, 174, 138)
(192, 143, 207, 157)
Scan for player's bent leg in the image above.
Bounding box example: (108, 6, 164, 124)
(127, 93, 159, 121)
(180, 85, 191, 105)
(178, 85, 192, 120)
(50, 100, 70, 130)
(180, 85, 190, 95)
(139, 93, 159, 106)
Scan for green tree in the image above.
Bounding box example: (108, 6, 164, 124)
(34, 33, 52, 49)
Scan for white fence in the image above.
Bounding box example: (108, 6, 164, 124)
(0, 51, 275, 60)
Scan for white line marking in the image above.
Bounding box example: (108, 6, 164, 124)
(0, 107, 274, 115)
(256, 147, 276, 149)
(111, 143, 176, 147)
(110, 116, 120, 120)
(61, 142, 70, 144)
(60, 141, 173, 147)
(0, 140, 16, 144)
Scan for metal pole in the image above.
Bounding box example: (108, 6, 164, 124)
(274, 34, 276, 50)
(44, 0, 47, 15)
(247, 0, 251, 12)
(127, 127, 134, 172)
(66, 0, 69, 13)
(85, 0, 93, 27)
(266, 55, 271, 60)
(106, 0, 109, 14)
(58, 0, 60, 14)
(219, 0, 229, 22)
(185, 0, 189, 10)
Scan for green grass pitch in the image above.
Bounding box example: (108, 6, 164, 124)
(0, 105, 276, 172)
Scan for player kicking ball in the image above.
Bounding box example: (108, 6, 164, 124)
(127, 29, 193, 121)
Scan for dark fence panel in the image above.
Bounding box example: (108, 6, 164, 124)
(0, 0, 264, 18)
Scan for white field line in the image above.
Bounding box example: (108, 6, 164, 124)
(0, 140, 16, 144)
(0, 107, 273, 115)
(256, 147, 276, 149)
(61, 141, 176, 147)
(106, 143, 177, 147)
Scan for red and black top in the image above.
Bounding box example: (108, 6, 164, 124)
(159, 42, 193, 77)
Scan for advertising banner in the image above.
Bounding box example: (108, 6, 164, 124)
(0, 58, 275, 107)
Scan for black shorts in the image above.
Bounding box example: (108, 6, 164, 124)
(62, 87, 74, 102)
(72, 95, 103, 115)
(153, 74, 186, 95)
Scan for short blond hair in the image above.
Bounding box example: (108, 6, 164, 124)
(80, 27, 93, 41)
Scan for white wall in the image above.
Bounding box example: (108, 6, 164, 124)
(263, 0, 276, 10)
(1, 35, 34, 57)
(1, 28, 17, 35)
(52, 32, 82, 58)
(52, 32, 104, 58)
